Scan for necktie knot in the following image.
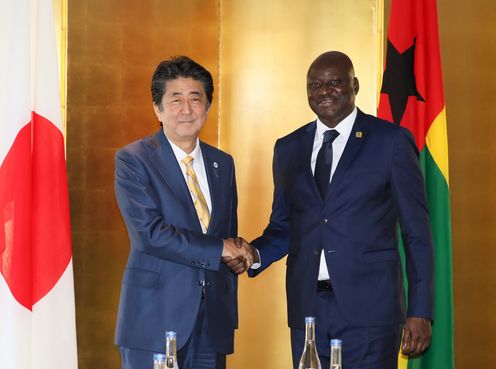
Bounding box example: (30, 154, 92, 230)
(314, 129, 339, 199)
(182, 155, 194, 167)
(323, 129, 339, 144)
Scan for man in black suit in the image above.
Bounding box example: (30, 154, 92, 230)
(235, 51, 434, 369)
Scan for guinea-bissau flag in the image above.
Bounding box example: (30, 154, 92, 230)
(0, 0, 78, 368)
(378, 0, 454, 369)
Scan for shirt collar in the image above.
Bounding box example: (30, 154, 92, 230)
(164, 133, 202, 164)
(315, 106, 357, 141)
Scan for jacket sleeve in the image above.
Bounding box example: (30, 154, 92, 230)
(391, 127, 435, 319)
(249, 140, 291, 277)
(114, 148, 223, 272)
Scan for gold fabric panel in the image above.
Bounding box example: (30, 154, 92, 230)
(67, 1, 219, 368)
(66, 1, 381, 368)
(219, 1, 380, 368)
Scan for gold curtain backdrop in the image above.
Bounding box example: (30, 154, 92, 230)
(219, 2, 381, 368)
(66, 1, 221, 367)
(64, 1, 380, 368)
(59, 0, 496, 368)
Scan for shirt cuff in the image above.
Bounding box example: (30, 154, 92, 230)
(250, 248, 261, 269)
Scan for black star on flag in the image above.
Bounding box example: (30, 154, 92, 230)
(381, 38, 425, 124)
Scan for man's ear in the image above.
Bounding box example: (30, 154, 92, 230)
(353, 77, 360, 95)
(153, 102, 162, 120)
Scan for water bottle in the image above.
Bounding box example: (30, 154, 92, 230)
(329, 339, 342, 369)
(298, 317, 322, 369)
(165, 331, 179, 369)
(153, 353, 166, 369)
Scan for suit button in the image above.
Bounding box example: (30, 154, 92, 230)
(321, 218, 328, 224)
(314, 249, 320, 256)
(197, 280, 205, 286)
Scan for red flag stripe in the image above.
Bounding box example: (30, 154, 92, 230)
(378, 0, 445, 150)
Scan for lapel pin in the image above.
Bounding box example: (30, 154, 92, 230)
(213, 162, 218, 168)
(355, 131, 363, 138)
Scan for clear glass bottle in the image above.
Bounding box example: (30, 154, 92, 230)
(329, 339, 342, 369)
(153, 353, 166, 369)
(298, 317, 322, 369)
(165, 331, 179, 369)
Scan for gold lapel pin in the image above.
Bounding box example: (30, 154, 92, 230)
(355, 131, 363, 138)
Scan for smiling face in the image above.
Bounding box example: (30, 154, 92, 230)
(153, 77, 209, 150)
(306, 52, 359, 128)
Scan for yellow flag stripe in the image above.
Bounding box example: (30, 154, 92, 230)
(425, 107, 450, 186)
(398, 353, 408, 369)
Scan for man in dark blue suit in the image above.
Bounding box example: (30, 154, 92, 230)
(244, 51, 434, 369)
(114, 56, 253, 369)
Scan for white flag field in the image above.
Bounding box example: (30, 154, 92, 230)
(0, 0, 78, 368)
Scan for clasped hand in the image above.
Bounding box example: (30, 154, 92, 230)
(221, 237, 257, 274)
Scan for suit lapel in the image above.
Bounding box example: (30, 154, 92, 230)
(327, 109, 368, 195)
(149, 131, 202, 230)
(200, 142, 221, 235)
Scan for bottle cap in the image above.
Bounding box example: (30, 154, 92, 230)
(330, 339, 342, 346)
(165, 331, 177, 339)
(153, 353, 166, 361)
(304, 316, 316, 323)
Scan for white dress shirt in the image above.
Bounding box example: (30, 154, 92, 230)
(312, 107, 357, 280)
(166, 135, 212, 234)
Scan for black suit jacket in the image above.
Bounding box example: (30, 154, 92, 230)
(249, 109, 434, 329)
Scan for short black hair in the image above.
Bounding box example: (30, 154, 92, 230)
(151, 56, 214, 111)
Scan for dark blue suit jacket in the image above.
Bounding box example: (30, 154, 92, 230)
(249, 109, 434, 329)
(114, 130, 238, 354)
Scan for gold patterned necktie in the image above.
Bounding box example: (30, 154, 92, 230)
(181, 155, 210, 230)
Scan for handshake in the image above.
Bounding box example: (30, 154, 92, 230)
(221, 237, 259, 274)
